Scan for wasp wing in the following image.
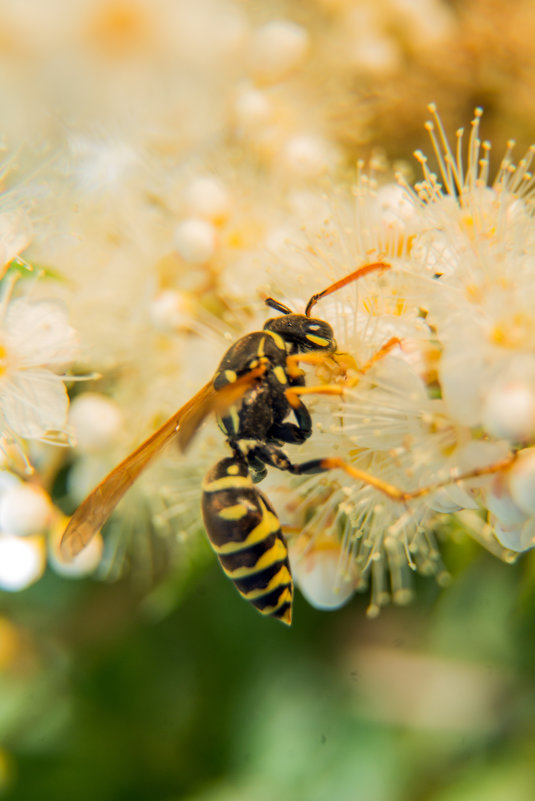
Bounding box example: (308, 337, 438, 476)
(174, 362, 266, 451)
(60, 365, 266, 560)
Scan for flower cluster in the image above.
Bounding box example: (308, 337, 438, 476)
(2, 104, 535, 614)
(0, 172, 102, 589)
(0, 0, 533, 617)
(281, 106, 535, 614)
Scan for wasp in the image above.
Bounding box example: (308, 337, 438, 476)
(60, 261, 515, 625)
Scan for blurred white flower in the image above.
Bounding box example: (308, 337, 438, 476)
(0, 533, 46, 591)
(0, 291, 79, 442)
(173, 218, 217, 264)
(0, 483, 52, 536)
(68, 392, 123, 453)
(0, 209, 32, 276)
(183, 175, 231, 224)
(0, 154, 33, 277)
(68, 133, 142, 196)
(248, 20, 310, 84)
(289, 534, 359, 610)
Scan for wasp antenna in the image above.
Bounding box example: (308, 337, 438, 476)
(265, 297, 293, 315)
(305, 261, 391, 316)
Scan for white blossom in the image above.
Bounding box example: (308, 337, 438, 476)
(0, 483, 52, 536)
(0, 533, 46, 591)
(277, 108, 535, 612)
(0, 290, 79, 442)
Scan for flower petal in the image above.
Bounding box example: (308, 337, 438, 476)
(0, 209, 32, 271)
(0, 369, 69, 439)
(5, 299, 79, 370)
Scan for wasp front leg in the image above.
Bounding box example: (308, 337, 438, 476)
(286, 337, 403, 385)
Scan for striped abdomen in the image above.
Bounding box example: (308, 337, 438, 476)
(201, 456, 293, 625)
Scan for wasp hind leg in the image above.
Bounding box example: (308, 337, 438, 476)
(247, 445, 518, 503)
(248, 443, 329, 477)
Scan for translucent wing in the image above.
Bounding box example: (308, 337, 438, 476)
(60, 365, 266, 560)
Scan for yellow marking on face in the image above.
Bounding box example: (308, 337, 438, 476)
(227, 464, 240, 475)
(257, 337, 266, 358)
(224, 369, 237, 383)
(241, 565, 292, 600)
(273, 365, 287, 384)
(305, 333, 330, 347)
(259, 585, 293, 616)
(202, 475, 253, 492)
(210, 498, 280, 554)
(264, 329, 286, 351)
(222, 536, 288, 579)
(248, 358, 259, 368)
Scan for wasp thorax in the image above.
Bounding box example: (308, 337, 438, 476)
(264, 314, 335, 352)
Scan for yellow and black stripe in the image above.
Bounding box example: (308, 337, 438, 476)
(201, 456, 293, 625)
(213, 331, 289, 439)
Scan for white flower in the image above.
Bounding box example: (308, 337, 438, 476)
(68, 133, 142, 196)
(173, 218, 217, 264)
(0, 533, 46, 591)
(274, 108, 535, 613)
(68, 393, 123, 453)
(0, 291, 79, 442)
(0, 208, 32, 275)
(0, 483, 52, 536)
(248, 20, 310, 84)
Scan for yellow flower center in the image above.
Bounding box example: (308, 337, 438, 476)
(491, 313, 535, 349)
(0, 344, 7, 376)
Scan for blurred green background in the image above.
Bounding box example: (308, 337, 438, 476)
(2, 534, 535, 801)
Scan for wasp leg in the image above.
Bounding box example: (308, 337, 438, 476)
(247, 453, 268, 483)
(247, 447, 518, 503)
(286, 351, 335, 379)
(269, 397, 312, 445)
(278, 384, 344, 446)
(247, 443, 345, 478)
(318, 455, 518, 502)
(286, 338, 402, 386)
(286, 385, 344, 404)
(306, 455, 518, 501)
(268, 422, 310, 445)
(284, 385, 345, 440)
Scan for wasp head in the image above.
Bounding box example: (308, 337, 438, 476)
(264, 313, 336, 352)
